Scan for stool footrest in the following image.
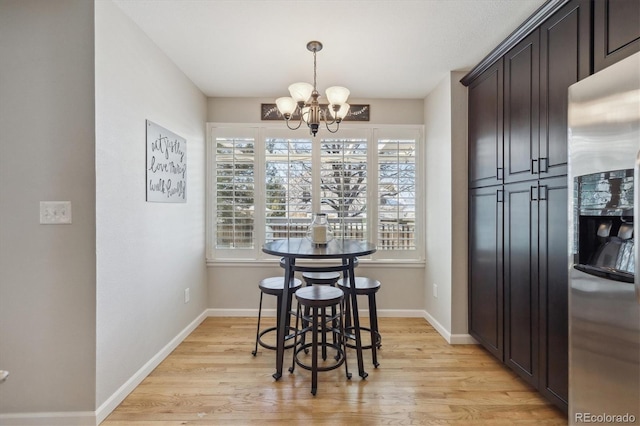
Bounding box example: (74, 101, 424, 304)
(257, 325, 298, 351)
(292, 342, 346, 372)
(343, 326, 381, 350)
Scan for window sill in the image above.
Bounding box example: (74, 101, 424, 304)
(206, 258, 426, 268)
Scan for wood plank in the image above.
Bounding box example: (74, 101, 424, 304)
(101, 317, 566, 425)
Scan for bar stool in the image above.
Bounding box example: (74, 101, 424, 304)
(299, 258, 360, 350)
(289, 285, 351, 395)
(252, 276, 303, 356)
(299, 257, 360, 286)
(338, 276, 382, 367)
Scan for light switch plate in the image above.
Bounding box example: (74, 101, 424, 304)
(40, 201, 72, 224)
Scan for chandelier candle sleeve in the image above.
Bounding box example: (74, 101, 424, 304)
(275, 41, 350, 137)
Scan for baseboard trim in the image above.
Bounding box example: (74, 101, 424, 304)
(422, 311, 478, 345)
(95, 309, 209, 425)
(449, 334, 479, 345)
(206, 308, 428, 318)
(0, 411, 96, 426)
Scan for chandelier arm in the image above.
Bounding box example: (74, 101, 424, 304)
(320, 108, 337, 126)
(284, 115, 304, 131)
(324, 120, 341, 134)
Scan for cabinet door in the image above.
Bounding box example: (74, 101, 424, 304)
(468, 186, 503, 360)
(540, 0, 591, 179)
(503, 181, 539, 387)
(538, 176, 569, 412)
(594, 0, 640, 72)
(468, 59, 503, 188)
(504, 31, 540, 184)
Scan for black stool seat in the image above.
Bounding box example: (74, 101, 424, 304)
(302, 271, 341, 285)
(290, 285, 350, 395)
(252, 276, 302, 356)
(259, 276, 302, 295)
(339, 276, 380, 294)
(338, 276, 382, 368)
(294, 285, 343, 305)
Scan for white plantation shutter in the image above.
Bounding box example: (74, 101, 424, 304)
(319, 137, 368, 240)
(213, 132, 256, 251)
(377, 130, 417, 251)
(264, 135, 313, 241)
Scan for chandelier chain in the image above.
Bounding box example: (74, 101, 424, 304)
(313, 49, 317, 92)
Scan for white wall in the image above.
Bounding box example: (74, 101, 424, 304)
(95, 0, 207, 412)
(0, 0, 97, 418)
(449, 72, 469, 335)
(208, 264, 426, 315)
(424, 74, 454, 332)
(423, 71, 469, 341)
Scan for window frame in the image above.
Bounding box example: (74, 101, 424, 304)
(206, 122, 425, 264)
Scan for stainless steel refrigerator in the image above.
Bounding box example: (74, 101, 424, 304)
(568, 51, 640, 425)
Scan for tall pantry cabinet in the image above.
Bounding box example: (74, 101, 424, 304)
(463, 0, 638, 413)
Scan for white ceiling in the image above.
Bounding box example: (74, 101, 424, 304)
(112, 0, 546, 100)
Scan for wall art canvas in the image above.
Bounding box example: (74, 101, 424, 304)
(146, 120, 187, 203)
(261, 103, 370, 121)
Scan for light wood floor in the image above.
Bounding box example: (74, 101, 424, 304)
(101, 317, 567, 425)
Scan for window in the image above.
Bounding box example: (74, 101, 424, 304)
(208, 124, 423, 262)
(319, 136, 368, 241)
(377, 130, 417, 252)
(265, 135, 313, 240)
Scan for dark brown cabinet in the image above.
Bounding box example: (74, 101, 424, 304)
(470, 177, 569, 402)
(538, 176, 569, 408)
(468, 59, 503, 189)
(464, 0, 639, 414)
(468, 186, 503, 360)
(504, 31, 540, 184)
(464, 0, 595, 414)
(540, 0, 591, 178)
(471, 177, 569, 406)
(594, 0, 640, 72)
(503, 181, 540, 387)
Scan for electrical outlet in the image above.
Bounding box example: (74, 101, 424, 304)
(40, 201, 72, 224)
(184, 288, 190, 303)
(433, 283, 438, 298)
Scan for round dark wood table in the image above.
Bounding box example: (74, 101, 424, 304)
(262, 238, 376, 380)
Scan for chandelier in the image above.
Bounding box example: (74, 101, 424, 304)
(275, 41, 350, 137)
